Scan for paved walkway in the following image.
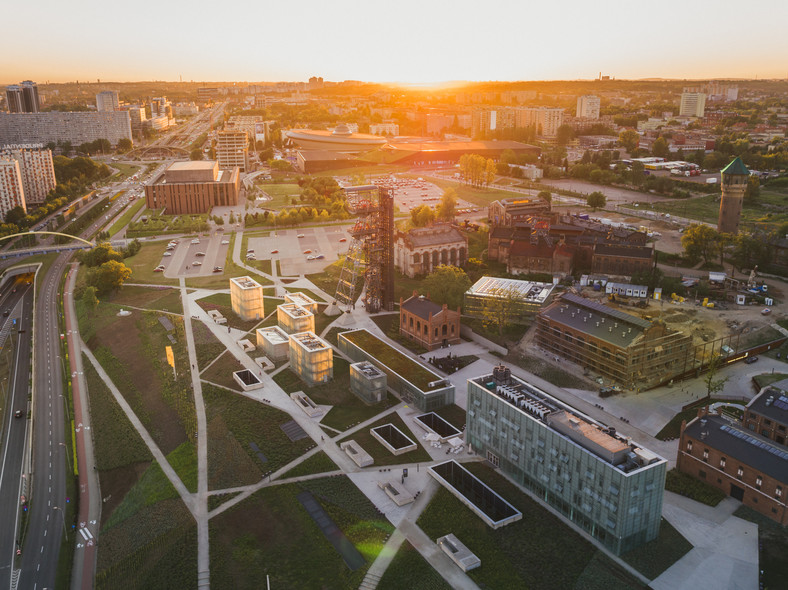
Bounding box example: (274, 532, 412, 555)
(653, 493, 758, 590)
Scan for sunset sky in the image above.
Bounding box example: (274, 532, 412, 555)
(4, 0, 787, 84)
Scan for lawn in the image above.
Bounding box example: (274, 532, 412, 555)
(107, 198, 146, 237)
(123, 242, 179, 286)
(752, 372, 788, 389)
(371, 313, 428, 354)
(255, 182, 301, 209)
(417, 462, 648, 590)
(195, 292, 265, 331)
(104, 285, 183, 314)
(733, 505, 788, 590)
(433, 404, 467, 431)
(620, 518, 693, 580)
(201, 351, 244, 392)
(463, 316, 532, 345)
(108, 162, 139, 181)
(340, 329, 444, 392)
(628, 189, 788, 233)
(273, 357, 398, 431)
(209, 476, 393, 590)
(308, 257, 354, 298)
(664, 468, 726, 507)
(337, 411, 433, 466)
(78, 300, 197, 458)
(202, 383, 316, 479)
(192, 320, 227, 370)
(377, 541, 451, 590)
(279, 451, 339, 479)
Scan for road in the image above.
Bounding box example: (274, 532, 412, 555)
(0, 282, 34, 589)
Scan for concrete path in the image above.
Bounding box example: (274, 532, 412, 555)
(653, 492, 758, 590)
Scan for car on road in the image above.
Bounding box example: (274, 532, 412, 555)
(193, 261, 202, 266)
(163, 252, 172, 257)
(744, 356, 759, 364)
(303, 250, 312, 254)
(221, 240, 230, 245)
(14, 410, 22, 419)
(307, 255, 316, 260)
(191, 239, 200, 245)
(270, 249, 279, 254)
(297, 234, 305, 238)
(338, 238, 347, 242)
(315, 254, 324, 259)
(154, 266, 165, 272)
(3, 309, 9, 317)
(195, 252, 206, 257)
(213, 266, 223, 272)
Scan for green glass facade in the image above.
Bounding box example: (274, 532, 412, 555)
(466, 374, 666, 555)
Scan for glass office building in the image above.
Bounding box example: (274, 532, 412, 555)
(466, 366, 666, 555)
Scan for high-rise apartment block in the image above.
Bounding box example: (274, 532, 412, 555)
(472, 107, 564, 138)
(0, 158, 27, 218)
(216, 130, 249, 173)
(96, 90, 120, 112)
(5, 81, 40, 113)
(717, 157, 749, 234)
(466, 366, 667, 555)
(679, 92, 706, 118)
(0, 111, 132, 147)
(576, 95, 601, 119)
(0, 145, 56, 205)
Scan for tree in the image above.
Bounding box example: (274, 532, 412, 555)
(82, 286, 99, 309)
(556, 124, 575, 146)
(652, 137, 670, 158)
(630, 161, 645, 187)
(436, 189, 457, 221)
(537, 190, 552, 203)
(190, 148, 203, 160)
(485, 158, 496, 186)
(681, 224, 720, 266)
(479, 285, 522, 338)
(87, 260, 132, 294)
(703, 353, 729, 400)
(587, 191, 606, 210)
(618, 129, 639, 153)
(116, 138, 133, 153)
(744, 175, 760, 205)
(4, 206, 26, 226)
(422, 265, 471, 310)
(80, 242, 123, 268)
(410, 205, 435, 227)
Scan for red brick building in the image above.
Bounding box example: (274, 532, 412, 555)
(144, 160, 239, 214)
(592, 244, 654, 276)
(742, 384, 788, 446)
(507, 240, 576, 276)
(677, 406, 788, 526)
(399, 292, 461, 350)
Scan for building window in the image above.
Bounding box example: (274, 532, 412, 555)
(486, 451, 500, 467)
(702, 449, 709, 461)
(756, 476, 763, 487)
(719, 457, 726, 469)
(776, 486, 783, 499)
(737, 467, 744, 479)
(748, 424, 756, 431)
(764, 419, 772, 426)
(762, 429, 770, 437)
(686, 441, 693, 452)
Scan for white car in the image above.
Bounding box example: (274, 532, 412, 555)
(221, 240, 229, 245)
(163, 252, 172, 257)
(193, 261, 202, 266)
(307, 255, 316, 260)
(191, 239, 200, 245)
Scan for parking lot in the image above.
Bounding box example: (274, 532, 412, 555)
(372, 176, 479, 216)
(157, 234, 230, 278)
(247, 226, 351, 276)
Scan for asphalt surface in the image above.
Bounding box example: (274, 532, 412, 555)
(0, 282, 34, 589)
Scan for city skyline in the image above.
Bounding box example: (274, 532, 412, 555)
(4, 0, 788, 84)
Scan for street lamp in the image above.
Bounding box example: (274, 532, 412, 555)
(53, 506, 67, 541)
(59, 442, 72, 475)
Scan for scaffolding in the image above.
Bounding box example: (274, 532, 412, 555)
(335, 186, 394, 313)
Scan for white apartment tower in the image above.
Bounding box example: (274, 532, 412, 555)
(96, 90, 120, 112)
(514, 107, 565, 138)
(217, 130, 250, 173)
(0, 158, 27, 219)
(1, 146, 56, 205)
(679, 92, 706, 118)
(576, 95, 600, 119)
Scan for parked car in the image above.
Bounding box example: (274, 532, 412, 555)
(163, 252, 172, 257)
(221, 240, 230, 245)
(297, 234, 305, 238)
(744, 356, 759, 364)
(761, 308, 771, 315)
(154, 266, 165, 273)
(339, 238, 347, 242)
(191, 239, 200, 244)
(315, 254, 324, 259)
(193, 261, 202, 266)
(213, 266, 223, 273)
(270, 249, 279, 254)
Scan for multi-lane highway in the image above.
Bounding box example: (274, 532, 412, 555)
(0, 280, 36, 589)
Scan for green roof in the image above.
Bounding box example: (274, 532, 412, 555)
(721, 157, 749, 176)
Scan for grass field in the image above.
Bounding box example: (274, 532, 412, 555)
(337, 411, 432, 466)
(663, 468, 726, 507)
(209, 476, 393, 590)
(109, 162, 139, 181)
(377, 541, 452, 590)
(255, 183, 301, 209)
(108, 199, 146, 237)
(418, 462, 649, 589)
(279, 451, 339, 479)
(192, 320, 227, 370)
(202, 383, 316, 479)
(195, 292, 264, 331)
(123, 242, 179, 286)
(496, 350, 596, 390)
(273, 357, 398, 431)
(201, 351, 244, 391)
(103, 285, 183, 314)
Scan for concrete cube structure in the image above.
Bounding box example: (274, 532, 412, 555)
(277, 303, 315, 334)
(230, 276, 264, 321)
(289, 331, 333, 386)
(284, 291, 319, 315)
(256, 326, 290, 361)
(349, 361, 387, 404)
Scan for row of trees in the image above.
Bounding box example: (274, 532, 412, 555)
(77, 242, 137, 297)
(680, 222, 787, 270)
(409, 189, 458, 227)
(458, 154, 496, 187)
